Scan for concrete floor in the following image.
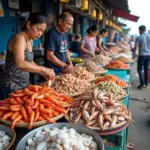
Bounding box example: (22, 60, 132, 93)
(128, 63, 150, 150)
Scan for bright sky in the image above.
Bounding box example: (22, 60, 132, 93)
(126, 0, 149, 35)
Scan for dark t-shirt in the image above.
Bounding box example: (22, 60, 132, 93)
(70, 41, 81, 54)
(44, 27, 69, 75)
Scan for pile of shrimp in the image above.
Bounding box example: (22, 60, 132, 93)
(94, 74, 128, 88)
(72, 66, 95, 81)
(0, 85, 72, 129)
(92, 55, 111, 65)
(106, 60, 130, 69)
(52, 73, 91, 95)
(68, 89, 132, 131)
(83, 59, 105, 73)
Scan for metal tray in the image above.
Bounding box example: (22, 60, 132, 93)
(16, 123, 104, 150)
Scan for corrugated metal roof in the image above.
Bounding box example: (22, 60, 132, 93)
(103, 0, 129, 12)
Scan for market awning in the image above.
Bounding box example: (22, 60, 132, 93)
(104, 0, 129, 12)
(113, 8, 139, 22)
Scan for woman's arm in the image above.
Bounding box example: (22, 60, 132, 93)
(103, 45, 110, 51)
(97, 36, 105, 51)
(80, 44, 94, 57)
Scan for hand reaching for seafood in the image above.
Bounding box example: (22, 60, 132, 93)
(40, 67, 55, 80)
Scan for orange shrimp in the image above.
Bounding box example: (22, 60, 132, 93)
(25, 99, 33, 106)
(24, 88, 34, 96)
(9, 93, 24, 97)
(32, 99, 39, 109)
(35, 94, 45, 99)
(54, 107, 65, 114)
(23, 96, 29, 101)
(28, 85, 38, 92)
(45, 96, 58, 105)
(11, 112, 20, 121)
(51, 109, 59, 117)
(41, 113, 55, 123)
(15, 89, 23, 94)
(2, 112, 13, 120)
(25, 105, 32, 114)
(38, 99, 51, 105)
(15, 97, 23, 104)
(9, 97, 19, 105)
(0, 106, 9, 111)
(39, 104, 52, 114)
(10, 107, 21, 112)
(28, 111, 35, 129)
(37, 115, 44, 121)
(0, 100, 9, 105)
(31, 93, 38, 104)
(15, 93, 25, 97)
(34, 106, 40, 122)
(21, 107, 28, 120)
(38, 85, 47, 94)
(59, 95, 72, 103)
(11, 114, 22, 129)
(10, 105, 22, 108)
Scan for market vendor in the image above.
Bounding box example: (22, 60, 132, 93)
(80, 25, 100, 59)
(0, 13, 55, 100)
(44, 12, 74, 75)
(97, 28, 109, 55)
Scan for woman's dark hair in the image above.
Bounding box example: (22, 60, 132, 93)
(100, 28, 107, 34)
(87, 25, 98, 34)
(22, 12, 47, 30)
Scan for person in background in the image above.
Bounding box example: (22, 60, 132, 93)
(0, 13, 55, 99)
(97, 28, 109, 55)
(44, 12, 74, 75)
(129, 35, 135, 52)
(70, 34, 82, 55)
(134, 25, 150, 89)
(80, 25, 100, 58)
(114, 33, 120, 44)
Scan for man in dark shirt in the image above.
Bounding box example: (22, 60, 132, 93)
(44, 12, 74, 75)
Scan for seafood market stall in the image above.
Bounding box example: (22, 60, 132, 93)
(0, 43, 133, 150)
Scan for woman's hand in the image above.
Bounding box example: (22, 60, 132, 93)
(40, 67, 55, 80)
(90, 52, 95, 58)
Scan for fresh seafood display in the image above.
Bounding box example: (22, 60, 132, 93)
(83, 60, 106, 73)
(106, 60, 130, 69)
(0, 131, 11, 150)
(73, 66, 95, 80)
(68, 90, 131, 131)
(26, 126, 99, 150)
(0, 85, 72, 129)
(95, 82, 127, 99)
(52, 74, 91, 95)
(94, 75, 128, 88)
(115, 56, 131, 63)
(92, 55, 111, 65)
